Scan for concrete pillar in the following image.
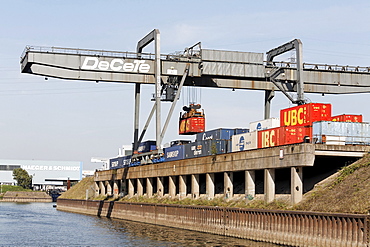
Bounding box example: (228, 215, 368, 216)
(157, 177, 164, 197)
(128, 179, 134, 197)
(169, 176, 176, 198)
(146, 178, 153, 197)
(179, 175, 187, 199)
(99, 181, 106, 196)
(191, 174, 200, 199)
(264, 168, 275, 203)
(120, 179, 127, 196)
(106, 181, 112, 196)
(94, 181, 99, 197)
(113, 180, 119, 197)
(224, 172, 233, 199)
(137, 178, 143, 196)
(291, 167, 303, 204)
(206, 173, 215, 200)
(245, 170, 256, 199)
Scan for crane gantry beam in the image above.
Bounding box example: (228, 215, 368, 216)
(20, 34, 370, 151)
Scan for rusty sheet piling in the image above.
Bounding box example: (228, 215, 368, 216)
(57, 199, 369, 247)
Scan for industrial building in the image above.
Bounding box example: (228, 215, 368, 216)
(0, 159, 82, 191)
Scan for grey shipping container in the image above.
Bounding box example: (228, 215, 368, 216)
(312, 121, 370, 145)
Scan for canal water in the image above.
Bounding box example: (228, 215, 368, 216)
(0, 202, 279, 246)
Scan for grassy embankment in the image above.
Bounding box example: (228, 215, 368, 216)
(60, 154, 370, 214)
(0, 185, 32, 199)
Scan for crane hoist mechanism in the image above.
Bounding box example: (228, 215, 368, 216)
(179, 103, 205, 135)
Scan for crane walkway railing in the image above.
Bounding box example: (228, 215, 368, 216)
(21, 46, 370, 74)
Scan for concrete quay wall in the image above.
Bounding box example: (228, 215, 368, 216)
(57, 198, 370, 247)
(94, 143, 369, 205)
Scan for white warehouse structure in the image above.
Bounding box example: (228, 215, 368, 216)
(0, 159, 82, 190)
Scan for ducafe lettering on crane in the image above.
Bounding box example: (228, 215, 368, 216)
(81, 57, 151, 73)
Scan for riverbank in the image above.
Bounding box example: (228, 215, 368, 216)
(1, 191, 51, 202)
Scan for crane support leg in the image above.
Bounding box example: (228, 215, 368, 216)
(133, 83, 141, 152)
(264, 90, 275, 119)
(136, 29, 162, 151)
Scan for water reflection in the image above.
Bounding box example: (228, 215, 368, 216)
(94, 217, 277, 247)
(0, 202, 279, 246)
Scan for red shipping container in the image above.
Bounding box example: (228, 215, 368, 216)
(179, 117, 205, 135)
(282, 126, 312, 145)
(331, 114, 362, 123)
(258, 127, 281, 148)
(258, 126, 312, 148)
(280, 103, 332, 127)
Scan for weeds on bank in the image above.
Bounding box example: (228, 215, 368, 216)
(116, 196, 291, 210)
(332, 155, 370, 188)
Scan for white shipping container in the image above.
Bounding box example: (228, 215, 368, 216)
(249, 118, 280, 131)
(231, 131, 258, 152)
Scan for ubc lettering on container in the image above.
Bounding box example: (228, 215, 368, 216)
(280, 103, 331, 127)
(258, 127, 281, 148)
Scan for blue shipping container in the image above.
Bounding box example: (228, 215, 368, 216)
(137, 141, 156, 153)
(312, 121, 370, 145)
(164, 145, 185, 161)
(109, 155, 132, 169)
(184, 139, 229, 159)
(235, 128, 249, 135)
(196, 128, 235, 141)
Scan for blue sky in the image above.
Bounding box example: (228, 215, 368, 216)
(1, 1, 370, 169)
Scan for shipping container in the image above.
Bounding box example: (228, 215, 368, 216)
(258, 126, 311, 148)
(280, 103, 332, 127)
(184, 139, 229, 158)
(234, 128, 249, 135)
(231, 131, 258, 152)
(249, 118, 280, 131)
(331, 114, 362, 123)
(164, 145, 185, 162)
(109, 155, 132, 169)
(282, 126, 311, 145)
(196, 128, 235, 141)
(137, 140, 156, 153)
(313, 121, 370, 145)
(179, 116, 205, 135)
(258, 127, 282, 148)
(170, 140, 191, 146)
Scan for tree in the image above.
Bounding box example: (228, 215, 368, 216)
(12, 168, 33, 189)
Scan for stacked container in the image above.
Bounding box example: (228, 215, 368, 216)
(331, 114, 362, 122)
(109, 155, 132, 169)
(184, 139, 228, 158)
(257, 126, 310, 148)
(164, 145, 185, 161)
(257, 103, 333, 147)
(231, 131, 258, 152)
(137, 140, 156, 153)
(313, 121, 370, 145)
(249, 118, 280, 131)
(280, 103, 332, 127)
(195, 128, 236, 142)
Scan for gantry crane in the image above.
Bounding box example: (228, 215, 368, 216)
(20, 29, 370, 157)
